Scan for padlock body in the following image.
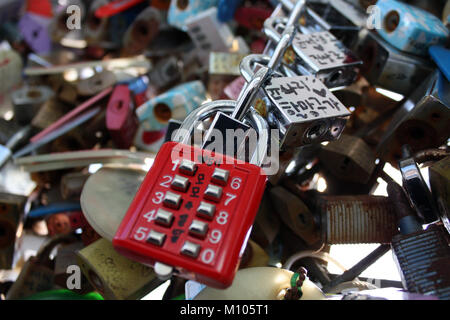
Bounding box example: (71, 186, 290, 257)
(113, 141, 267, 289)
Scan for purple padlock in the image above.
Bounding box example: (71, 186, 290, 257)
(19, 13, 52, 54)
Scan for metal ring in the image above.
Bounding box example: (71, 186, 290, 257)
(240, 54, 272, 83)
(233, 66, 271, 121)
(247, 109, 269, 167)
(268, 25, 296, 70)
(263, 16, 288, 43)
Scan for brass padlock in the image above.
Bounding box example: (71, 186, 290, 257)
(6, 235, 77, 300)
(429, 156, 450, 234)
(77, 238, 162, 300)
(319, 134, 377, 185)
(0, 193, 26, 270)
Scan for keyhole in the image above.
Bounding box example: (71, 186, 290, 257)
(384, 11, 400, 33)
(32, 29, 40, 38)
(297, 214, 306, 226)
(410, 126, 425, 141)
(340, 157, 351, 172)
(177, 0, 189, 10)
(153, 103, 172, 124)
(138, 23, 149, 36)
(115, 100, 124, 111)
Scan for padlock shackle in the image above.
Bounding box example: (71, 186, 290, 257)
(233, 66, 271, 121)
(285, 0, 306, 28)
(240, 54, 272, 83)
(262, 0, 305, 71)
(174, 100, 270, 167)
(263, 16, 289, 43)
(174, 100, 236, 145)
(247, 109, 270, 167)
(280, 0, 295, 12)
(267, 25, 296, 71)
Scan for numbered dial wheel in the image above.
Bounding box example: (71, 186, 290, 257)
(113, 142, 267, 289)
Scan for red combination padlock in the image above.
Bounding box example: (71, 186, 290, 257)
(113, 141, 267, 288)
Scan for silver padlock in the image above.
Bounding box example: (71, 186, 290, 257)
(263, 74, 350, 149)
(264, 15, 362, 89)
(296, 0, 364, 48)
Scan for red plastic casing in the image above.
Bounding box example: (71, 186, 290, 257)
(113, 141, 267, 289)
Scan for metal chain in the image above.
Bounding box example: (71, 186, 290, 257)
(175, 0, 306, 144)
(232, 0, 306, 121)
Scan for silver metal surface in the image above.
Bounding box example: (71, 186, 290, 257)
(154, 209, 174, 227)
(171, 175, 190, 192)
(179, 160, 197, 176)
(163, 191, 182, 209)
(211, 168, 229, 186)
(197, 201, 216, 220)
(188, 220, 209, 238)
(204, 184, 223, 203)
(180, 241, 201, 258)
(147, 230, 166, 246)
(264, 75, 350, 148)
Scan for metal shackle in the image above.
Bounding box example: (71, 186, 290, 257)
(174, 99, 269, 167)
(263, 16, 289, 44)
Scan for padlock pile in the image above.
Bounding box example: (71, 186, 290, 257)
(0, 0, 449, 301)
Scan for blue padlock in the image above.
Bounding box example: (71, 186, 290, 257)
(167, 0, 219, 30)
(217, 0, 242, 22)
(376, 0, 449, 57)
(135, 80, 206, 134)
(429, 46, 450, 82)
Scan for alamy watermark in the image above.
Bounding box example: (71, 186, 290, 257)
(66, 265, 82, 290)
(366, 5, 382, 30)
(66, 5, 82, 30)
(63, 3, 386, 31)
